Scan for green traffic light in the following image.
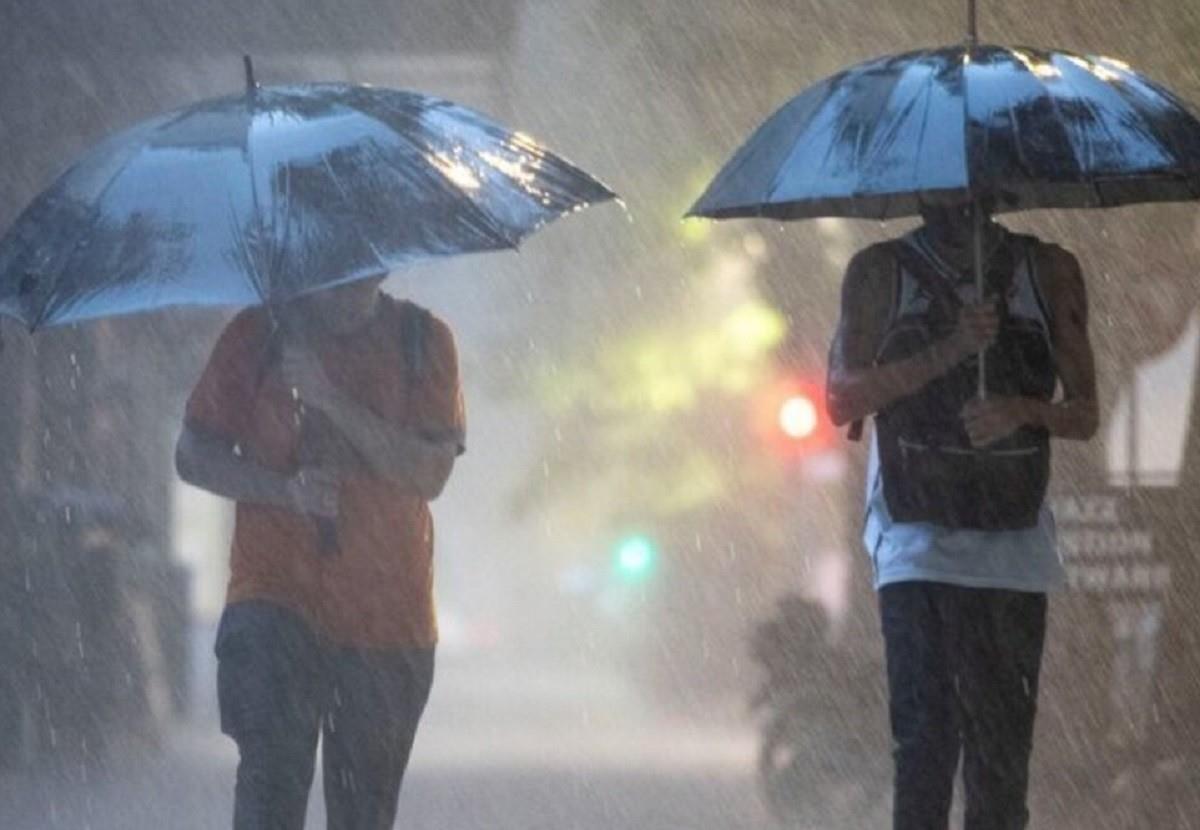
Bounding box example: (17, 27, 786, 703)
(613, 534, 658, 581)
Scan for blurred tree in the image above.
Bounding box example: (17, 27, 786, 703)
(512, 224, 790, 537)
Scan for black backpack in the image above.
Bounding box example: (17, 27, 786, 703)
(872, 233, 1056, 530)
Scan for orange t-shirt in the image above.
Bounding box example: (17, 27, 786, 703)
(185, 296, 465, 648)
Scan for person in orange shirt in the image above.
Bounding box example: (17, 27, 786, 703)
(176, 275, 465, 829)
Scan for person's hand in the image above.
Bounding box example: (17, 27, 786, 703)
(285, 467, 340, 517)
(282, 345, 342, 412)
(945, 302, 999, 362)
(962, 396, 1030, 448)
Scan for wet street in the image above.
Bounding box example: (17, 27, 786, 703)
(4, 641, 1179, 829)
(1, 634, 1188, 829)
(0, 743, 773, 830)
(0, 651, 797, 830)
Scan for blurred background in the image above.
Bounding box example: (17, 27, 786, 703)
(1, 1, 1199, 827)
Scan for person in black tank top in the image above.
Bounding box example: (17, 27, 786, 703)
(826, 200, 1099, 830)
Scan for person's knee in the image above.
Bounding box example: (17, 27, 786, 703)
(329, 730, 411, 778)
(891, 688, 957, 745)
(893, 715, 959, 777)
(237, 734, 317, 784)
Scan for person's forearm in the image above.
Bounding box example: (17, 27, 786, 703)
(175, 427, 293, 508)
(1020, 397, 1099, 441)
(309, 397, 454, 498)
(829, 338, 965, 426)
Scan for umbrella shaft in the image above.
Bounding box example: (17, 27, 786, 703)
(243, 55, 258, 96)
(975, 199, 986, 399)
(967, 0, 978, 43)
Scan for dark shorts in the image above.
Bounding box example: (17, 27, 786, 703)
(215, 600, 434, 830)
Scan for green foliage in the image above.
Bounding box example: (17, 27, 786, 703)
(515, 227, 792, 541)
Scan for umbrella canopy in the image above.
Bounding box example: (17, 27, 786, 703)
(0, 77, 616, 328)
(689, 44, 1200, 222)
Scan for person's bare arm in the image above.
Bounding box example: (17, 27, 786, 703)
(282, 347, 458, 501)
(175, 423, 339, 517)
(962, 245, 1099, 446)
(826, 245, 998, 427)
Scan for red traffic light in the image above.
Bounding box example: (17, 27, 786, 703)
(751, 378, 832, 453)
(778, 393, 819, 440)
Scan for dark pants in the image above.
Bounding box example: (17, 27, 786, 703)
(880, 582, 1047, 830)
(215, 601, 434, 830)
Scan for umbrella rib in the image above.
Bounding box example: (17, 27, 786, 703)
(246, 102, 306, 305)
(1059, 68, 1110, 207)
(226, 200, 260, 301)
(247, 91, 308, 306)
(318, 152, 389, 275)
(1139, 78, 1200, 167)
(1085, 60, 1193, 182)
(270, 166, 298, 298)
(1020, 50, 1088, 186)
(961, 48, 976, 198)
(375, 133, 522, 251)
(226, 194, 275, 309)
(240, 95, 272, 306)
(902, 49, 955, 213)
(759, 75, 841, 209)
(339, 101, 522, 249)
(907, 51, 943, 210)
(802, 53, 923, 216)
(868, 51, 936, 194)
(29, 142, 155, 329)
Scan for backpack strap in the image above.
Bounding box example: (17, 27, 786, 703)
(1015, 234, 1055, 330)
(249, 300, 432, 402)
(894, 234, 965, 322)
(902, 229, 1021, 310)
(253, 313, 285, 393)
(845, 242, 909, 443)
(396, 300, 433, 385)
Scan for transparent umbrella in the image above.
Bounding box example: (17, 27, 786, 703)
(0, 57, 617, 329)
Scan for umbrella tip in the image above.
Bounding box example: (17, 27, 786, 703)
(243, 55, 257, 95)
